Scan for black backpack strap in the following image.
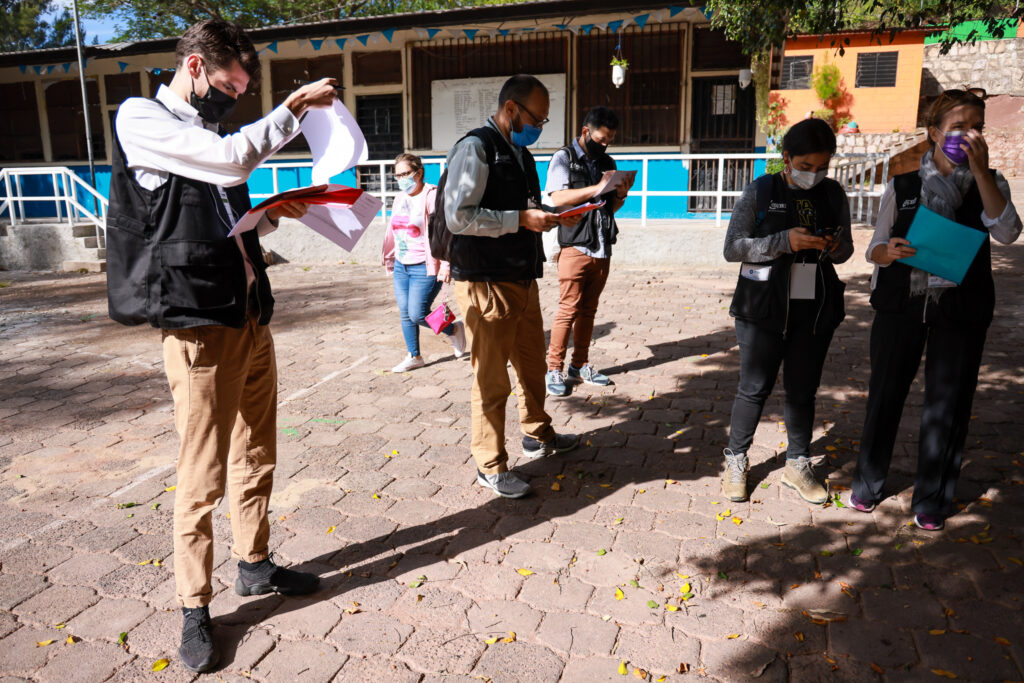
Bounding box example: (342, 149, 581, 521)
(891, 172, 923, 239)
(753, 173, 775, 229)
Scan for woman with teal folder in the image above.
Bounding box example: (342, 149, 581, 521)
(850, 88, 1022, 530)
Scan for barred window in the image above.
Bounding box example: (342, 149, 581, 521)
(855, 52, 898, 87)
(779, 55, 813, 89)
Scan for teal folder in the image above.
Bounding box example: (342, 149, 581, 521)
(900, 205, 987, 285)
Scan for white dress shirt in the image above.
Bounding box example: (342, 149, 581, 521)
(115, 85, 302, 287)
(443, 118, 524, 237)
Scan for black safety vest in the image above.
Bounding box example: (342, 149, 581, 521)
(105, 98, 273, 329)
(556, 143, 618, 253)
(448, 126, 544, 282)
(869, 171, 994, 326)
(728, 173, 847, 334)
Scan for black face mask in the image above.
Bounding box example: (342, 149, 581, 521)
(190, 67, 237, 124)
(583, 131, 607, 158)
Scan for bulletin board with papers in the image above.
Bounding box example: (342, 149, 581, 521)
(430, 73, 567, 151)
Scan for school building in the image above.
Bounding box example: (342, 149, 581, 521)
(0, 0, 771, 228)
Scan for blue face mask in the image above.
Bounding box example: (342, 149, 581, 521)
(511, 122, 542, 147)
(397, 176, 417, 193)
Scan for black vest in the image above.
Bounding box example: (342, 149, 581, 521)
(870, 171, 994, 326)
(556, 142, 618, 253)
(449, 126, 544, 282)
(728, 173, 847, 334)
(105, 99, 273, 330)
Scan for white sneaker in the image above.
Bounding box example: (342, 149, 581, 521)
(477, 470, 531, 498)
(391, 355, 425, 373)
(450, 321, 468, 358)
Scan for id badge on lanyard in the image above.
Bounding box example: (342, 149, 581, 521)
(216, 186, 238, 231)
(790, 262, 817, 299)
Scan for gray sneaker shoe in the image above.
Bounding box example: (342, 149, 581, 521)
(546, 370, 569, 397)
(522, 433, 580, 458)
(781, 457, 828, 504)
(721, 448, 749, 502)
(568, 364, 611, 386)
(477, 470, 531, 498)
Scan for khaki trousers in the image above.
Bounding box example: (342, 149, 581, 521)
(547, 247, 611, 371)
(162, 316, 277, 608)
(454, 280, 555, 474)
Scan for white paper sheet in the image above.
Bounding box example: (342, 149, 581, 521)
(590, 170, 637, 198)
(301, 100, 369, 185)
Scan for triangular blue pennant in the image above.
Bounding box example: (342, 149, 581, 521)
(634, 14, 649, 29)
(46, 65, 56, 74)
(19, 64, 27, 74)
(62, 63, 71, 73)
(356, 34, 370, 46)
(580, 24, 594, 35)
(463, 29, 478, 40)
(607, 19, 624, 33)
(427, 28, 441, 39)
(554, 24, 568, 30)
(153, 68, 162, 75)
(669, 5, 685, 17)
(335, 38, 347, 50)
(33, 65, 42, 74)
(310, 39, 324, 51)
(266, 41, 278, 53)
(381, 28, 396, 42)
(118, 61, 129, 72)
(701, 5, 713, 19)
(497, 28, 511, 36)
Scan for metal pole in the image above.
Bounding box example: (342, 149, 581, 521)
(72, 0, 97, 215)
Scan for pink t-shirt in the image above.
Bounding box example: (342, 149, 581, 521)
(390, 186, 433, 265)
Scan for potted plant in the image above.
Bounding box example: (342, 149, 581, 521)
(610, 56, 629, 88)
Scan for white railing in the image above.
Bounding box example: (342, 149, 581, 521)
(0, 167, 108, 239)
(255, 152, 889, 228)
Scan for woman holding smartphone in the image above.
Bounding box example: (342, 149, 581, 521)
(850, 88, 1021, 530)
(721, 118, 854, 505)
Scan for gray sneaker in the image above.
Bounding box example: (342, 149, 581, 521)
(546, 370, 569, 397)
(522, 433, 580, 458)
(477, 470, 531, 498)
(568, 364, 611, 386)
(781, 457, 828, 504)
(721, 448, 749, 502)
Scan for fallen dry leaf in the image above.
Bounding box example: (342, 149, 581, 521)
(502, 631, 516, 643)
(618, 660, 629, 675)
(484, 636, 499, 645)
(152, 658, 170, 672)
(517, 568, 533, 576)
(65, 635, 78, 644)
(930, 669, 958, 679)
(37, 640, 55, 647)
(725, 633, 740, 639)
(633, 668, 648, 679)
(551, 482, 561, 492)
(615, 587, 625, 601)
(326, 526, 336, 534)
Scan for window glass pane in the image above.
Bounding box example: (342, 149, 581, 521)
(779, 55, 813, 89)
(855, 52, 898, 87)
(45, 79, 105, 161)
(0, 81, 44, 160)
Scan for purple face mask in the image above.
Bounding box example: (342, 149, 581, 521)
(940, 130, 971, 165)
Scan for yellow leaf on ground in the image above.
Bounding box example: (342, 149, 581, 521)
(55, 623, 65, 629)
(484, 636, 499, 644)
(502, 631, 516, 643)
(995, 636, 1011, 646)
(726, 633, 740, 639)
(676, 573, 690, 580)
(327, 526, 336, 534)
(633, 668, 648, 679)
(618, 660, 629, 675)
(794, 632, 805, 642)
(931, 670, 958, 679)
(65, 635, 77, 644)
(722, 509, 731, 517)
(615, 587, 625, 600)
(517, 568, 533, 576)
(870, 662, 884, 674)
(138, 559, 152, 565)
(680, 583, 691, 594)
(36, 640, 55, 647)
(372, 494, 380, 499)
(153, 559, 162, 567)
(551, 482, 561, 491)
(164, 486, 176, 492)
(929, 629, 946, 635)
(392, 449, 399, 455)
(732, 517, 742, 525)
(152, 658, 170, 672)
(665, 605, 680, 612)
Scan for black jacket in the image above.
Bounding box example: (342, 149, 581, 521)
(448, 125, 545, 282)
(555, 141, 618, 253)
(870, 170, 995, 326)
(105, 100, 273, 329)
(729, 173, 847, 335)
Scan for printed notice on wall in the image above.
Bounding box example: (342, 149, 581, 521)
(430, 73, 567, 151)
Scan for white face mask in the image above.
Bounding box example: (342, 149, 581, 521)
(788, 167, 827, 190)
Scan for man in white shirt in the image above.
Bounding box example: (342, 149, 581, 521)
(105, 19, 337, 673)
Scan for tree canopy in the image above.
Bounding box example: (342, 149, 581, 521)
(79, 0, 516, 42)
(1, 0, 84, 52)
(705, 0, 1024, 55)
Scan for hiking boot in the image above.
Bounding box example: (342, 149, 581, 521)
(235, 554, 320, 597)
(391, 354, 425, 373)
(848, 492, 876, 513)
(522, 433, 580, 459)
(450, 321, 468, 358)
(781, 457, 829, 504)
(568, 364, 611, 386)
(477, 470, 531, 498)
(913, 513, 945, 531)
(546, 370, 569, 397)
(721, 448, 749, 502)
(179, 605, 218, 673)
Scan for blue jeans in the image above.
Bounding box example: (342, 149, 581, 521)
(393, 261, 453, 356)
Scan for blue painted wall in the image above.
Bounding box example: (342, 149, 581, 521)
(2, 155, 777, 221)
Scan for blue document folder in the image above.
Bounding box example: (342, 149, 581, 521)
(900, 205, 987, 285)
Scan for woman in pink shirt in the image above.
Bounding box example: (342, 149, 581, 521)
(382, 153, 466, 372)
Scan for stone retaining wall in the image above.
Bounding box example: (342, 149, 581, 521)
(922, 38, 1024, 97)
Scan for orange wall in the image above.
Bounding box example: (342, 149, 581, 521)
(774, 33, 926, 133)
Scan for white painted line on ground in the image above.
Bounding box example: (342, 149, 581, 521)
(278, 355, 365, 406)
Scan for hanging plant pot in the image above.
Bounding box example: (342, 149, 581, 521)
(610, 58, 629, 88)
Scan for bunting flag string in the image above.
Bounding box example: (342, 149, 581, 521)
(335, 37, 347, 51)
(356, 34, 370, 46)
(310, 38, 324, 50)
(381, 28, 396, 42)
(118, 61, 129, 72)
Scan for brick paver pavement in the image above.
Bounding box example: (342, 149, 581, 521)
(1, 229, 1022, 682)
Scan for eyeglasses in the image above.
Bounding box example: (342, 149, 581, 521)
(937, 86, 987, 105)
(394, 169, 417, 179)
(514, 100, 549, 127)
